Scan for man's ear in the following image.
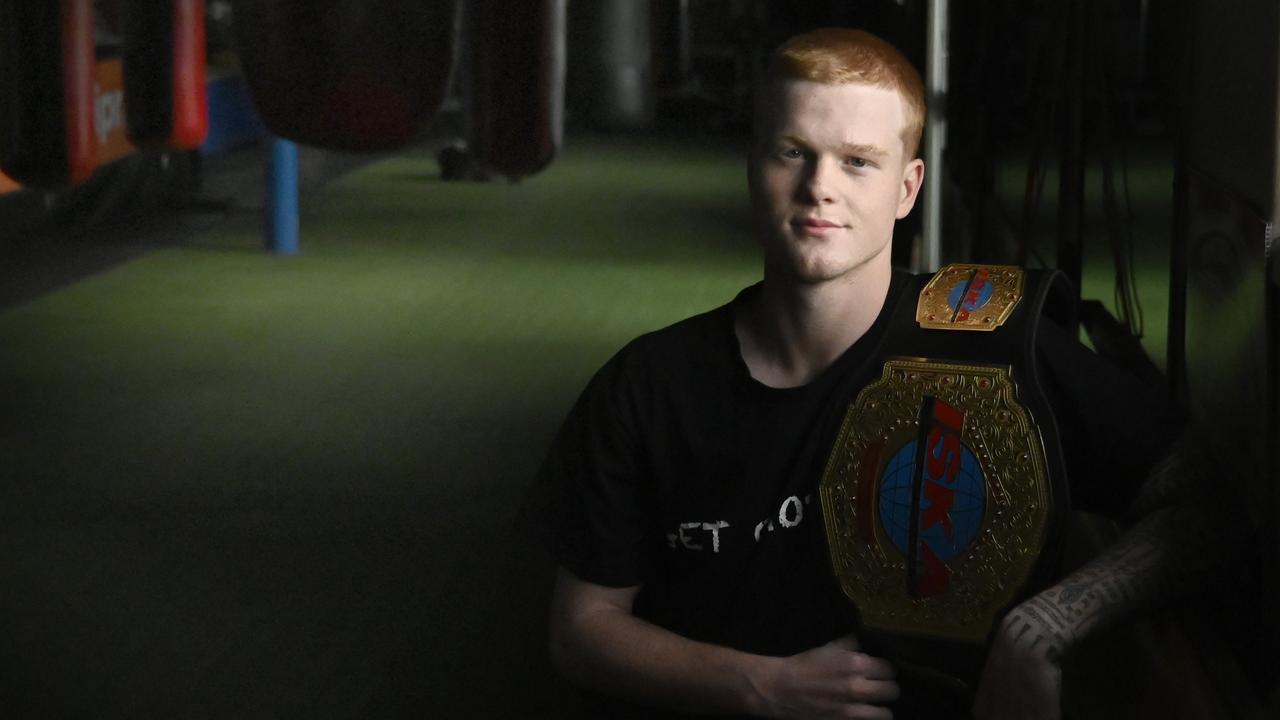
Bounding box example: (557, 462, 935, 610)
(895, 157, 925, 219)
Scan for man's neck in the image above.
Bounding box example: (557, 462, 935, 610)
(735, 262, 893, 388)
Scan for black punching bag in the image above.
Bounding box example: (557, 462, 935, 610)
(466, 0, 566, 179)
(230, 0, 458, 150)
(0, 0, 98, 186)
(568, 0, 653, 130)
(122, 0, 210, 149)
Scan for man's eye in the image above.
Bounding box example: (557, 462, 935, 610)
(778, 148, 803, 159)
(845, 156, 868, 168)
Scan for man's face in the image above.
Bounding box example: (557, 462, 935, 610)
(748, 80, 923, 285)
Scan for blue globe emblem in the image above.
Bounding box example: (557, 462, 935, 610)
(878, 439, 986, 562)
(948, 278, 994, 314)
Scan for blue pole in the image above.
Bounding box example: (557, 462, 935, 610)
(265, 136, 299, 255)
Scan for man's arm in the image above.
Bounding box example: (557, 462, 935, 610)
(973, 438, 1234, 719)
(549, 567, 900, 719)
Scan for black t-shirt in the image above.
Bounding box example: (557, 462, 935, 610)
(531, 271, 1181, 712)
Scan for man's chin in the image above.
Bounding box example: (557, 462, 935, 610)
(767, 254, 887, 288)
(773, 263, 853, 286)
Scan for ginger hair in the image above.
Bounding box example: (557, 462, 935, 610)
(764, 28, 926, 159)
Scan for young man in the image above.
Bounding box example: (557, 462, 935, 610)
(535, 28, 1207, 719)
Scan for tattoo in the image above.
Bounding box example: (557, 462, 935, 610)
(1025, 496, 1222, 646)
(1006, 436, 1244, 664)
(1131, 440, 1200, 516)
(1058, 577, 1089, 604)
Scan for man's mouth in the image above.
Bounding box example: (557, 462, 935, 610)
(793, 218, 845, 235)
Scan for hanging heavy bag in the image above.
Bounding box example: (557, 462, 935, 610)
(229, 0, 458, 151)
(0, 0, 98, 187)
(466, 0, 565, 179)
(123, 0, 209, 149)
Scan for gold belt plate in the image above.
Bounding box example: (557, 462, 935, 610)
(818, 359, 1053, 644)
(917, 264, 1025, 331)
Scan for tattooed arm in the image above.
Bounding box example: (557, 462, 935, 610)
(971, 438, 1229, 720)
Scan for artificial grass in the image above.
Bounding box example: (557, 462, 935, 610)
(1, 134, 761, 485)
(0, 134, 758, 718)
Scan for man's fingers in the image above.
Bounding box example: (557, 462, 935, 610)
(851, 677, 901, 704)
(847, 704, 894, 720)
(829, 633, 862, 652)
(851, 652, 897, 681)
(787, 637, 901, 717)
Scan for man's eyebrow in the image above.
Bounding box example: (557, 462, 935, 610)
(776, 136, 891, 160)
(837, 143, 891, 160)
(777, 135, 811, 148)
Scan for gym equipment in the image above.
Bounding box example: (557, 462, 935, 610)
(0, 0, 98, 186)
(123, 0, 209, 149)
(464, 0, 566, 179)
(230, 0, 458, 150)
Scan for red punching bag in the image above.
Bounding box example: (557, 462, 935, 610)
(123, 0, 209, 149)
(0, 0, 97, 186)
(230, 0, 458, 151)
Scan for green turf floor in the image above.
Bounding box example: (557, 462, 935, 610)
(0, 135, 759, 718)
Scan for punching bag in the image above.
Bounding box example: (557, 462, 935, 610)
(0, 0, 98, 186)
(123, 0, 209, 149)
(568, 0, 654, 130)
(466, 0, 566, 179)
(230, 0, 458, 151)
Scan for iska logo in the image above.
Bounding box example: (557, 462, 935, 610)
(869, 396, 987, 598)
(947, 268, 994, 323)
(94, 83, 126, 145)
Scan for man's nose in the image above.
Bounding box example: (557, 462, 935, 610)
(799, 155, 838, 204)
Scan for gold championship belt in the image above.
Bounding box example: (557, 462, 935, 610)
(819, 265, 1055, 644)
(916, 264, 1024, 331)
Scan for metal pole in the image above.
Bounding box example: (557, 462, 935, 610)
(677, 0, 693, 89)
(1056, 0, 1086, 299)
(921, 0, 948, 272)
(265, 135, 299, 255)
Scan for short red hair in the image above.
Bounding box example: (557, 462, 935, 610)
(764, 28, 925, 159)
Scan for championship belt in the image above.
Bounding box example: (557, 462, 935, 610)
(819, 264, 1057, 645)
(916, 263, 1025, 331)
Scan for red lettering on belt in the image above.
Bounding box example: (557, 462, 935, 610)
(932, 401, 964, 433)
(922, 399, 964, 535)
(957, 269, 989, 316)
(926, 427, 960, 482)
(908, 397, 967, 598)
(921, 479, 955, 536)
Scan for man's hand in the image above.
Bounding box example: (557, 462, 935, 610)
(972, 439, 1231, 719)
(972, 597, 1072, 720)
(551, 569, 899, 718)
(754, 634, 900, 720)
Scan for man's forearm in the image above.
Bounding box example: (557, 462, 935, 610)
(552, 602, 773, 716)
(974, 441, 1238, 718)
(1013, 439, 1230, 653)
(550, 569, 900, 719)
(1014, 502, 1212, 656)
(975, 500, 1221, 717)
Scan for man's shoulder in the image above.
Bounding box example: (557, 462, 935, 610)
(614, 286, 749, 365)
